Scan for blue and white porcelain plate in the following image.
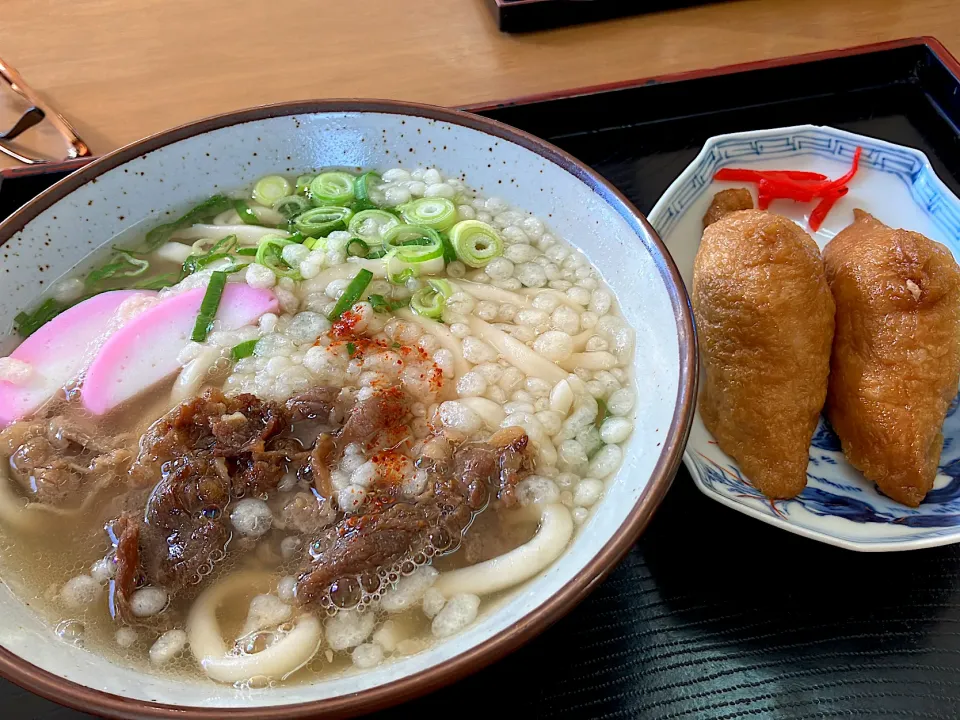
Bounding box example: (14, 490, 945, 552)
(649, 125, 960, 552)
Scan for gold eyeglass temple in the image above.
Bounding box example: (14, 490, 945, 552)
(0, 56, 90, 165)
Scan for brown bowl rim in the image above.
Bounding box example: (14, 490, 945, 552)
(0, 98, 696, 720)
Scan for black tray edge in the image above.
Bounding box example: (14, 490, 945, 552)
(463, 36, 959, 112)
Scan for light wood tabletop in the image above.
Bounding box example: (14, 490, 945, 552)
(0, 0, 955, 168)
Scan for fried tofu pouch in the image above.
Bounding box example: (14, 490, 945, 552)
(694, 210, 835, 498)
(824, 210, 960, 507)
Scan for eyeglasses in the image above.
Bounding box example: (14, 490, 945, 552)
(0, 56, 90, 165)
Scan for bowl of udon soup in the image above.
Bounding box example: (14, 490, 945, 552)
(0, 101, 694, 718)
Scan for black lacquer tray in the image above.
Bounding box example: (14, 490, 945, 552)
(3, 37, 960, 720)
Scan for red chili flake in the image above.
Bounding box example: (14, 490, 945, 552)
(428, 365, 444, 393)
(371, 449, 409, 487)
(331, 309, 361, 338)
(713, 146, 862, 231)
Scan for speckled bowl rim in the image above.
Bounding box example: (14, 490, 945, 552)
(0, 99, 696, 720)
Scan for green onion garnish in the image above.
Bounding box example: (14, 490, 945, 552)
(295, 206, 353, 238)
(348, 209, 400, 241)
(309, 172, 356, 207)
(143, 195, 234, 252)
(368, 294, 409, 313)
(410, 279, 453, 319)
(86, 249, 150, 286)
(399, 197, 457, 232)
(387, 266, 416, 285)
(191, 271, 228, 342)
(353, 172, 385, 211)
(440, 233, 458, 263)
(346, 238, 370, 258)
(448, 220, 503, 268)
(295, 174, 315, 196)
(231, 339, 259, 361)
(346, 342, 357, 356)
(236, 247, 258, 256)
(328, 269, 373, 321)
(14, 298, 66, 338)
(234, 200, 261, 226)
(382, 224, 444, 264)
(256, 235, 301, 279)
(272, 194, 310, 220)
(253, 175, 292, 206)
(182, 234, 238, 277)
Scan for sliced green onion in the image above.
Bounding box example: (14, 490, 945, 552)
(295, 206, 353, 238)
(144, 195, 234, 251)
(256, 235, 300, 279)
(368, 294, 411, 313)
(382, 224, 444, 263)
(191, 271, 228, 342)
(449, 220, 503, 268)
(309, 172, 356, 207)
(295, 174, 315, 196)
(182, 234, 238, 277)
(272, 194, 311, 220)
(411, 278, 453, 319)
(399, 198, 457, 232)
(348, 209, 400, 241)
(14, 298, 66, 338)
(234, 199, 261, 226)
(86, 250, 150, 286)
(236, 247, 258, 256)
(346, 238, 370, 257)
(346, 342, 357, 356)
(387, 265, 416, 285)
(440, 233, 457, 263)
(368, 294, 389, 313)
(231, 339, 259, 361)
(328, 269, 373, 321)
(253, 175, 292, 206)
(353, 172, 385, 210)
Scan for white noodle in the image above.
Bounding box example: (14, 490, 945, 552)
(171, 346, 220, 405)
(312, 264, 358, 290)
(186, 571, 322, 684)
(171, 224, 289, 246)
(463, 315, 567, 385)
(213, 207, 286, 227)
(569, 329, 595, 352)
(347, 256, 445, 279)
(459, 397, 506, 428)
(558, 351, 618, 371)
(519, 287, 582, 310)
(433, 504, 573, 597)
(454, 280, 531, 308)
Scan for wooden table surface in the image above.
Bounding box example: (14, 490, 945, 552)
(0, 0, 956, 169)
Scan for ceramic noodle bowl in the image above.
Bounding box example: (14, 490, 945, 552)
(0, 101, 694, 718)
